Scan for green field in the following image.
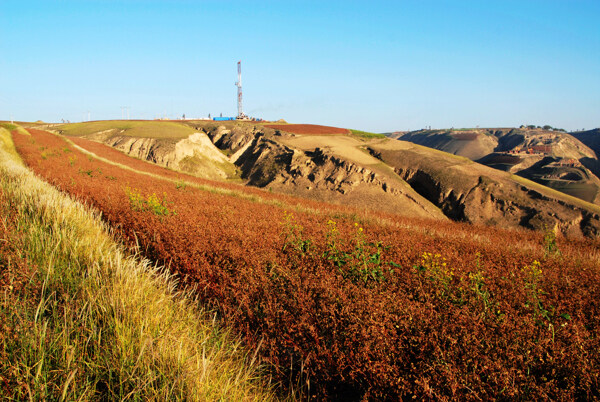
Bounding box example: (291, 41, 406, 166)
(0, 122, 30, 136)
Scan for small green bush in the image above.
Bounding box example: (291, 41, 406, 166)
(125, 187, 174, 216)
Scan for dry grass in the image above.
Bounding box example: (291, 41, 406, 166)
(0, 127, 280, 400)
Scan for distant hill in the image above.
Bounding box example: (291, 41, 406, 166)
(570, 128, 600, 156)
(390, 127, 600, 204)
(383, 131, 408, 140)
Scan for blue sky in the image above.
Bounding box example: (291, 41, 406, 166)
(1, 0, 598, 132)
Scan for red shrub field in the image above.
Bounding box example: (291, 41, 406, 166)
(264, 124, 350, 136)
(12, 129, 600, 400)
(68, 136, 357, 214)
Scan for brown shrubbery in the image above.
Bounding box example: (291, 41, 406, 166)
(264, 124, 350, 135)
(13, 129, 600, 400)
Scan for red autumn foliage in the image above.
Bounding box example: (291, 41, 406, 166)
(68, 136, 356, 214)
(264, 124, 350, 135)
(12, 129, 600, 400)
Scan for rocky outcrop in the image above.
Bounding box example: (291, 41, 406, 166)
(235, 135, 294, 187)
(107, 136, 176, 165)
(203, 125, 445, 219)
(212, 127, 410, 197)
(217, 131, 405, 196)
(209, 125, 257, 154)
(105, 132, 237, 180)
(275, 147, 399, 195)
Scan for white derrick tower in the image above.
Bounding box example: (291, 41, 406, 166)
(235, 61, 247, 119)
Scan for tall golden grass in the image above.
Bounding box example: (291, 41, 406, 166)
(0, 126, 280, 400)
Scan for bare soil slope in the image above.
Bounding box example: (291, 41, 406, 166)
(394, 128, 600, 204)
(398, 129, 498, 160)
(369, 139, 600, 237)
(570, 128, 600, 156)
(50, 120, 239, 180)
(208, 124, 446, 219)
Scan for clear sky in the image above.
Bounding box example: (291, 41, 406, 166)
(1, 0, 599, 132)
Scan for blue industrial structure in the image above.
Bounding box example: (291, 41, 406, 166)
(208, 62, 252, 122)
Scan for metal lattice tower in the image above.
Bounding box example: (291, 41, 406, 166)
(235, 61, 245, 119)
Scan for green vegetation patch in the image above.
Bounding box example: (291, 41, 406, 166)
(0, 123, 18, 131)
(0, 122, 30, 136)
(350, 129, 386, 139)
(57, 120, 197, 139)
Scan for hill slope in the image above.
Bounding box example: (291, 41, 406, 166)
(50, 120, 600, 237)
(368, 139, 600, 237)
(570, 128, 600, 156)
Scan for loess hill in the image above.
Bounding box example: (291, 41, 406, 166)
(392, 127, 600, 205)
(41, 120, 600, 238)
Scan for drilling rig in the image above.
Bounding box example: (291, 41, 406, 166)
(235, 61, 248, 119)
